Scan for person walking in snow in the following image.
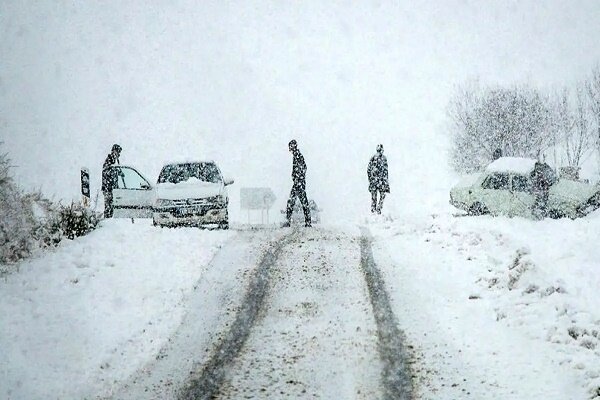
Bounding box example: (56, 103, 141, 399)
(367, 144, 390, 214)
(283, 139, 311, 227)
(102, 144, 122, 218)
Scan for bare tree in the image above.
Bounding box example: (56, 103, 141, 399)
(586, 65, 600, 168)
(447, 82, 490, 172)
(447, 83, 553, 172)
(547, 88, 570, 166)
(564, 84, 594, 168)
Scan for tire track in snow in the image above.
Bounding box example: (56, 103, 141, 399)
(179, 231, 296, 400)
(214, 228, 383, 399)
(359, 227, 414, 400)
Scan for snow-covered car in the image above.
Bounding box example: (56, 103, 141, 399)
(450, 157, 600, 219)
(152, 161, 233, 229)
(281, 199, 322, 224)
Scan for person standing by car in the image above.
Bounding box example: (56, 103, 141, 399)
(367, 144, 390, 214)
(531, 161, 556, 219)
(284, 140, 311, 227)
(492, 148, 503, 161)
(102, 144, 122, 218)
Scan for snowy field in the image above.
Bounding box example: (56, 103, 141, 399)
(370, 209, 600, 399)
(0, 219, 233, 399)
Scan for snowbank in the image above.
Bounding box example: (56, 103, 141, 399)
(0, 219, 233, 399)
(370, 211, 600, 398)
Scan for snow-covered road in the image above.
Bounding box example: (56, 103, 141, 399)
(112, 228, 288, 399)
(205, 228, 395, 399)
(112, 226, 412, 399)
(2, 215, 598, 399)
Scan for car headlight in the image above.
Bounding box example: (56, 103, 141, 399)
(155, 199, 175, 207)
(207, 195, 227, 205)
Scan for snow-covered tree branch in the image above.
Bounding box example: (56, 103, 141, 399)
(587, 65, 600, 171)
(447, 84, 553, 172)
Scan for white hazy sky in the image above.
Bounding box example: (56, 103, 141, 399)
(2, 0, 600, 221)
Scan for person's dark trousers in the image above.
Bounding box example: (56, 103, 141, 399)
(377, 192, 386, 214)
(532, 191, 548, 220)
(371, 190, 377, 213)
(371, 190, 386, 214)
(103, 191, 114, 218)
(286, 182, 311, 225)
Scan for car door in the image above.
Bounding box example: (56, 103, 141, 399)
(510, 174, 535, 217)
(112, 166, 155, 218)
(481, 173, 512, 215)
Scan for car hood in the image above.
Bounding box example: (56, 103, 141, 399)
(451, 173, 483, 190)
(156, 180, 224, 200)
(551, 179, 598, 203)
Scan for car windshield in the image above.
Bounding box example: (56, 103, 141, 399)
(512, 175, 531, 192)
(483, 173, 509, 190)
(158, 163, 222, 184)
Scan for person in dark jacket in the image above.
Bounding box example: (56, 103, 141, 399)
(283, 140, 311, 227)
(492, 148, 503, 161)
(102, 144, 122, 218)
(531, 161, 556, 219)
(367, 144, 390, 214)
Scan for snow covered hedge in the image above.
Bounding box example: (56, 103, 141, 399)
(0, 149, 99, 266)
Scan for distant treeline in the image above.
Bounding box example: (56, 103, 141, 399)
(447, 66, 600, 174)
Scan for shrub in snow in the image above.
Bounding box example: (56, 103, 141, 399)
(0, 148, 98, 266)
(56, 202, 99, 240)
(0, 150, 40, 263)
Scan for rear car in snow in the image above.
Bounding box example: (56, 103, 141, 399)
(152, 161, 233, 229)
(450, 157, 600, 219)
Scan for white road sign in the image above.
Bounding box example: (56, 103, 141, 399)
(240, 187, 277, 210)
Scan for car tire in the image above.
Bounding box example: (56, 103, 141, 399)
(469, 202, 488, 216)
(548, 209, 564, 219)
(218, 209, 229, 230)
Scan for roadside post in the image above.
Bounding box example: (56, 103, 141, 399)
(81, 167, 90, 208)
(240, 187, 276, 225)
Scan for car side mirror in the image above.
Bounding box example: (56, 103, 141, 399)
(224, 178, 234, 186)
(141, 183, 151, 190)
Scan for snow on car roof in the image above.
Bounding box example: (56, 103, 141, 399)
(486, 157, 537, 174)
(161, 160, 216, 167)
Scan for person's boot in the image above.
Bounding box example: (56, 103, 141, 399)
(304, 221, 312, 228)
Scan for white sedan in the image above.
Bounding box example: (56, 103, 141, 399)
(450, 157, 600, 219)
(107, 161, 234, 229)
